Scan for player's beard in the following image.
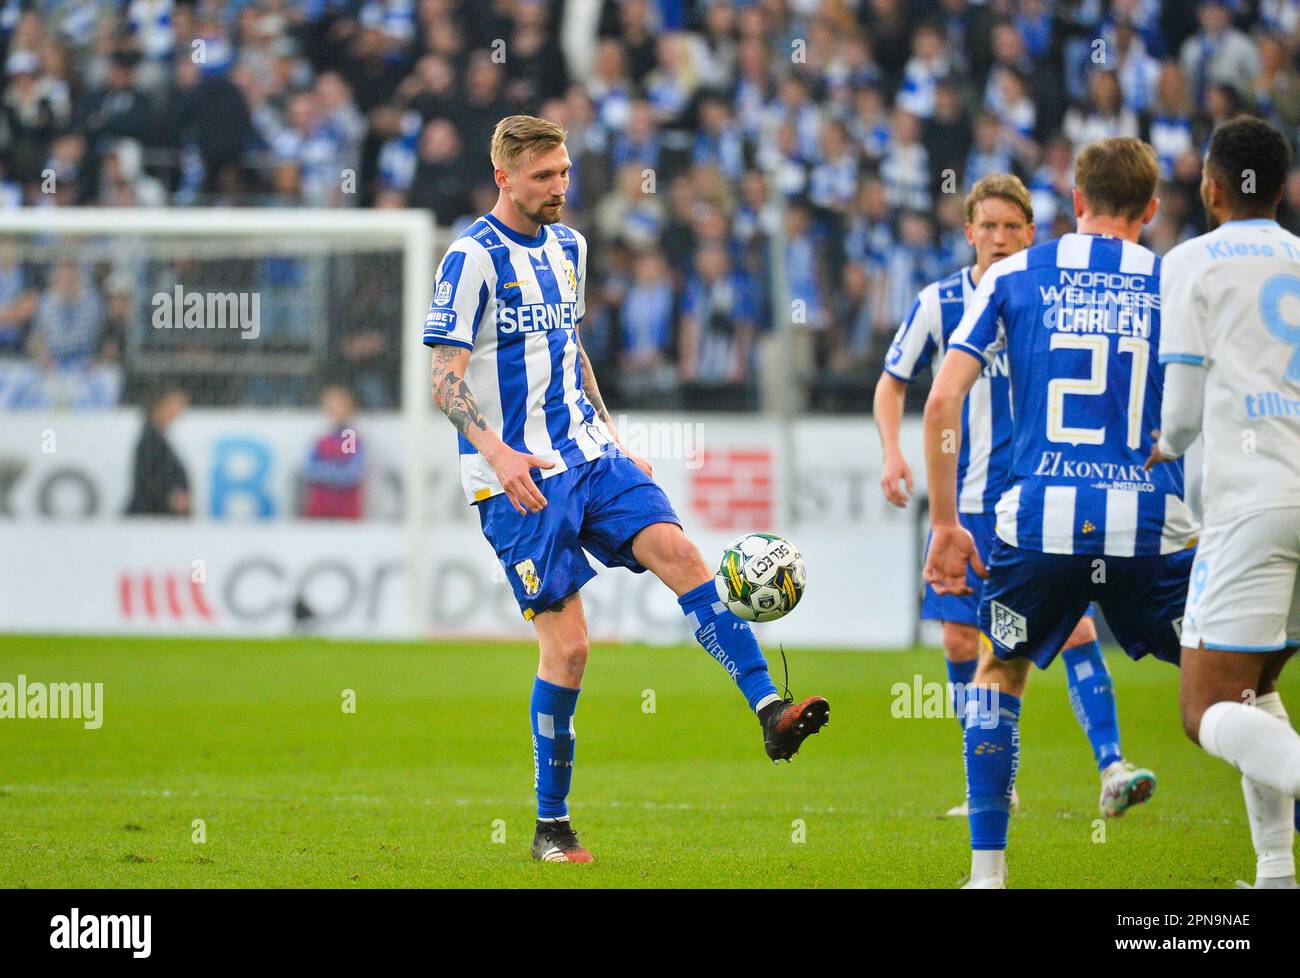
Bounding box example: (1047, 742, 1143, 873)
(520, 197, 565, 226)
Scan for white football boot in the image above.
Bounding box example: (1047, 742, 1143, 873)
(961, 850, 1007, 889)
(1099, 760, 1156, 817)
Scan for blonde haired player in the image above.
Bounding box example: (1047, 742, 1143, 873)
(1149, 116, 1300, 888)
(424, 116, 828, 864)
(875, 174, 1146, 819)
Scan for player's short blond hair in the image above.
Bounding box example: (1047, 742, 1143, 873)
(490, 115, 567, 171)
(1074, 137, 1159, 221)
(965, 173, 1034, 224)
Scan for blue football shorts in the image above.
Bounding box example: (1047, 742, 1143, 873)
(977, 538, 1195, 669)
(477, 453, 682, 620)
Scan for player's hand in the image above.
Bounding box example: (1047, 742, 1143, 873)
(924, 523, 987, 596)
(1143, 428, 1176, 470)
(880, 451, 914, 508)
(488, 447, 555, 515)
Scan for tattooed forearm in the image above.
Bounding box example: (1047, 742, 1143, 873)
(578, 343, 612, 423)
(431, 348, 488, 436)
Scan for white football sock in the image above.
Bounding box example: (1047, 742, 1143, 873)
(1240, 693, 1297, 883)
(1199, 700, 1300, 798)
(970, 849, 1006, 882)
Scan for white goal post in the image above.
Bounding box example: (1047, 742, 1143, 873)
(0, 207, 439, 635)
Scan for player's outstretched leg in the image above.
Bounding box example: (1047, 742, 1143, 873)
(1058, 618, 1157, 817)
(961, 646, 1030, 889)
(529, 596, 593, 864)
(678, 578, 829, 761)
(634, 523, 829, 762)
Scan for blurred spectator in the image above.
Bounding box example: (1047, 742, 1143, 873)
(881, 108, 930, 210)
(1147, 64, 1197, 180)
(1253, 33, 1300, 132)
(897, 22, 951, 120)
(924, 78, 971, 196)
(1179, 0, 1261, 104)
(965, 110, 1015, 191)
(0, 240, 36, 353)
(125, 384, 190, 517)
(302, 383, 365, 520)
(271, 90, 345, 206)
(30, 260, 103, 365)
(1064, 71, 1141, 147)
(98, 138, 165, 206)
(407, 118, 471, 224)
(679, 241, 755, 389)
(618, 249, 676, 402)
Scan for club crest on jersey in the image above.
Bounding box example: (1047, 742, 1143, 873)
(434, 281, 452, 306)
(990, 601, 1027, 650)
(515, 559, 542, 596)
(560, 257, 577, 296)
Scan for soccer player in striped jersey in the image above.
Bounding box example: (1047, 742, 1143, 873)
(924, 138, 1198, 888)
(876, 174, 1140, 820)
(424, 116, 829, 864)
(1148, 117, 1300, 889)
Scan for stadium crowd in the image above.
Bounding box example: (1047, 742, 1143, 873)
(3, 0, 1300, 411)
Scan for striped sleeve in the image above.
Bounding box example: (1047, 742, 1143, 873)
(950, 253, 1021, 365)
(1157, 241, 1207, 366)
(883, 284, 941, 382)
(424, 242, 490, 350)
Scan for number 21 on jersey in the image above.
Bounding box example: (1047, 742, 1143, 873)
(1046, 334, 1150, 449)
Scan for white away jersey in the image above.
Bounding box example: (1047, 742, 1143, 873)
(1160, 219, 1300, 524)
(885, 266, 1013, 514)
(425, 214, 613, 502)
(950, 233, 1198, 557)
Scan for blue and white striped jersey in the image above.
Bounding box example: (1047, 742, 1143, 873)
(425, 214, 614, 503)
(885, 266, 1012, 514)
(949, 233, 1198, 556)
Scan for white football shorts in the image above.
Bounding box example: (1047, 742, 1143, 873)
(1182, 507, 1300, 653)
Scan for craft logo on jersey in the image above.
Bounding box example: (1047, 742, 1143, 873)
(514, 559, 542, 596)
(990, 601, 1027, 650)
(434, 280, 452, 306)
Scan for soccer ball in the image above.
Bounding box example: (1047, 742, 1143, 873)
(715, 532, 807, 623)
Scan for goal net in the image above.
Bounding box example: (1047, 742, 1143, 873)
(0, 207, 445, 638)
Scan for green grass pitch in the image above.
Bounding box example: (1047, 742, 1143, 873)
(0, 633, 1292, 888)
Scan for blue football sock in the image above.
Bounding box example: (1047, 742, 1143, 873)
(530, 677, 579, 820)
(964, 686, 1020, 852)
(1061, 640, 1123, 771)
(679, 581, 780, 712)
(946, 657, 978, 732)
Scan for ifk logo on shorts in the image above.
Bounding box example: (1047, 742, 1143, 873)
(514, 559, 542, 596)
(991, 601, 1027, 650)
